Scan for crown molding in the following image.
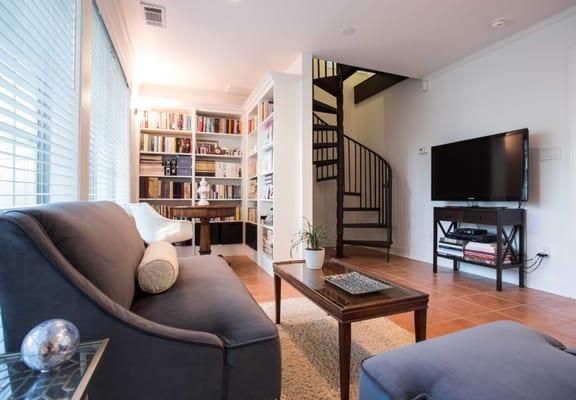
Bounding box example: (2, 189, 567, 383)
(426, 5, 576, 80)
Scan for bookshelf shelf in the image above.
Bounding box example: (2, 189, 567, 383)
(140, 198, 192, 201)
(196, 132, 242, 139)
(141, 128, 194, 136)
(200, 198, 242, 202)
(140, 151, 192, 156)
(195, 176, 242, 180)
(140, 175, 193, 179)
(195, 154, 242, 159)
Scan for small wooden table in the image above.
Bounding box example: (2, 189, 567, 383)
(273, 259, 429, 400)
(170, 205, 236, 255)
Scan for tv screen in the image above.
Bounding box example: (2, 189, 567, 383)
(431, 129, 529, 201)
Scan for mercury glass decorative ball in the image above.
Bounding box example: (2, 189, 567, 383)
(20, 319, 80, 372)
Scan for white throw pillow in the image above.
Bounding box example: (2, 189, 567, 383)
(137, 241, 179, 294)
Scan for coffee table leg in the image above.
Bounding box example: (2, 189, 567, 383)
(274, 274, 281, 324)
(414, 308, 427, 342)
(338, 322, 351, 400)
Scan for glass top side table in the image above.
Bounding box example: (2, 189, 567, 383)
(0, 338, 108, 400)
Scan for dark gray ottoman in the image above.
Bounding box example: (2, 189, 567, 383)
(360, 321, 576, 400)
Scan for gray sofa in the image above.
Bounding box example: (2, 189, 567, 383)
(360, 321, 576, 400)
(0, 201, 280, 400)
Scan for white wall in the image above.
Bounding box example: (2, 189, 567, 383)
(381, 9, 576, 298)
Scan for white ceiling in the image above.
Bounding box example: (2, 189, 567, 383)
(113, 0, 576, 93)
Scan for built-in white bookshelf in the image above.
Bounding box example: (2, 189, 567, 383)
(137, 107, 244, 230)
(243, 72, 301, 272)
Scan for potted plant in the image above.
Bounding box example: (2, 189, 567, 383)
(290, 219, 326, 269)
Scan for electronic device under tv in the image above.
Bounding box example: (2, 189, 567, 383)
(431, 129, 529, 202)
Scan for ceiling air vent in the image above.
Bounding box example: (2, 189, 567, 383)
(141, 3, 166, 28)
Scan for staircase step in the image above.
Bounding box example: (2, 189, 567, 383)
(344, 191, 360, 196)
(313, 142, 338, 149)
(313, 75, 340, 97)
(340, 65, 358, 81)
(316, 176, 337, 182)
(343, 223, 387, 228)
(313, 100, 338, 114)
(342, 207, 379, 212)
(313, 124, 338, 131)
(313, 159, 338, 167)
(343, 239, 391, 248)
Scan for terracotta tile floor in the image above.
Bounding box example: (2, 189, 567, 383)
(225, 247, 576, 347)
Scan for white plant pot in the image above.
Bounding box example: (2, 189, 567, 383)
(303, 248, 325, 270)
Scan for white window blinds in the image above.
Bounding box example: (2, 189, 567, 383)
(88, 4, 130, 202)
(0, 0, 80, 208)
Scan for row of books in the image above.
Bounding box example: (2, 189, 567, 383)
(141, 135, 192, 154)
(437, 237, 513, 265)
(261, 100, 274, 121)
(196, 140, 242, 156)
(197, 184, 241, 200)
(247, 207, 257, 223)
(140, 177, 192, 199)
(248, 115, 257, 133)
(140, 111, 193, 131)
(195, 161, 241, 178)
(214, 206, 242, 222)
(140, 155, 192, 176)
(262, 174, 273, 200)
(196, 116, 241, 134)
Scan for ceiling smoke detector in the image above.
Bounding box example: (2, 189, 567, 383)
(141, 2, 166, 28)
(340, 26, 356, 36)
(490, 18, 509, 29)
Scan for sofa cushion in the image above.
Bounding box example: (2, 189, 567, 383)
(360, 321, 576, 400)
(10, 201, 145, 308)
(131, 255, 278, 347)
(137, 241, 179, 294)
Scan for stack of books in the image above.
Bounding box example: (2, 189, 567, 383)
(465, 242, 512, 265)
(262, 121, 273, 144)
(139, 155, 164, 175)
(140, 134, 192, 153)
(196, 116, 241, 134)
(140, 111, 193, 131)
(437, 237, 465, 258)
(213, 206, 241, 222)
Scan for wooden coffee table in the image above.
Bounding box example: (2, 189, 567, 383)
(273, 259, 429, 400)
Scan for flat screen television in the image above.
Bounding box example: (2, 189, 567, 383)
(431, 129, 529, 201)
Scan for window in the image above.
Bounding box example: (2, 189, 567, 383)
(88, 4, 130, 202)
(0, 0, 80, 208)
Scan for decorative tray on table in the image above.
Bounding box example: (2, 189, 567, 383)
(324, 271, 392, 295)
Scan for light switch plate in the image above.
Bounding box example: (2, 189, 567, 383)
(540, 146, 561, 161)
(418, 146, 428, 155)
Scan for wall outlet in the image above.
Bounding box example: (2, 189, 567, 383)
(540, 146, 561, 161)
(418, 146, 428, 155)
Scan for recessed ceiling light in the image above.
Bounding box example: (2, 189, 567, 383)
(490, 18, 509, 29)
(340, 26, 355, 36)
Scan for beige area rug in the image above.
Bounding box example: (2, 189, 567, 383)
(259, 298, 414, 400)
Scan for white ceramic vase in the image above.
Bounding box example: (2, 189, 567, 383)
(303, 248, 325, 270)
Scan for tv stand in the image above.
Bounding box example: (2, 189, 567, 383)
(433, 206, 525, 291)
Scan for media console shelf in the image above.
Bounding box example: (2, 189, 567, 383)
(433, 207, 525, 291)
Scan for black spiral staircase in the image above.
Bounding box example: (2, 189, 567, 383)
(313, 58, 396, 259)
